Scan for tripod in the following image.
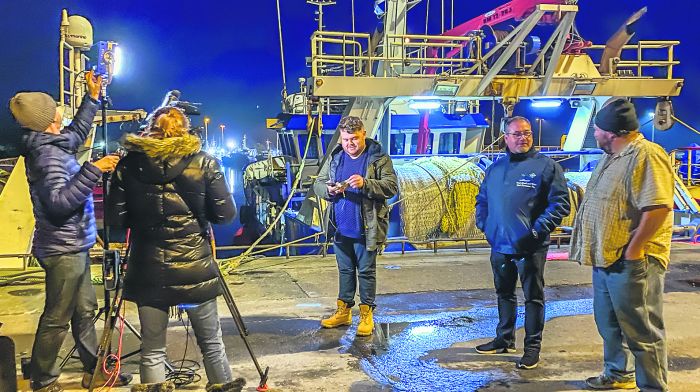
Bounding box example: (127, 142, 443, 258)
(210, 230, 270, 391)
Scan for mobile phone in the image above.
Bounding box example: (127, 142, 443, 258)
(337, 181, 349, 190)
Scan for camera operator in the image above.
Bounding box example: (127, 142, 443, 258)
(107, 106, 244, 392)
(9, 70, 132, 392)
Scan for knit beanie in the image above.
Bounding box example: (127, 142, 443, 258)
(594, 98, 639, 136)
(8, 92, 57, 132)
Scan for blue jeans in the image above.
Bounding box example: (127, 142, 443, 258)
(490, 251, 547, 352)
(334, 235, 377, 307)
(30, 252, 98, 390)
(592, 257, 668, 392)
(137, 298, 232, 384)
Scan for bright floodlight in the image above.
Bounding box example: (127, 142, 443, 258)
(647, 111, 655, 118)
(112, 46, 123, 76)
(226, 140, 236, 150)
(531, 99, 562, 108)
(96, 41, 122, 79)
(409, 99, 441, 110)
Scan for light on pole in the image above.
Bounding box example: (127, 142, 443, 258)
(204, 117, 210, 145)
(219, 124, 225, 147)
(535, 118, 543, 148)
(647, 111, 656, 142)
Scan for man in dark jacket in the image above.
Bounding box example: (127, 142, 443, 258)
(10, 71, 131, 392)
(108, 106, 243, 392)
(474, 116, 570, 369)
(313, 116, 398, 337)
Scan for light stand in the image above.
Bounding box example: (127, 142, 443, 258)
(101, 83, 110, 251)
(60, 86, 147, 371)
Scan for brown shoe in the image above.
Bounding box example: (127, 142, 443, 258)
(130, 380, 176, 392)
(206, 377, 246, 392)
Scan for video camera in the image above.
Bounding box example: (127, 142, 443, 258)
(102, 249, 123, 291)
(142, 90, 203, 135)
(156, 90, 201, 116)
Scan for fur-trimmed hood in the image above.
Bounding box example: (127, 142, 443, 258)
(120, 132, 203, 185)
(123, 132, 201, 160)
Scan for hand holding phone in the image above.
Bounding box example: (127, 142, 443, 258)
(326, 180, 348, 196)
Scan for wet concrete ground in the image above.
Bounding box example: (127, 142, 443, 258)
(1, 243, 700, 391)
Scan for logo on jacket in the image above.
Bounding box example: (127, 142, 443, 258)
(516, 173, 537, 189)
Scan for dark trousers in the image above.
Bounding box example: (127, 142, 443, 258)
(334, 235, 377, 307)
(30, 252, 98, 389)
(490, 250, 547, 352)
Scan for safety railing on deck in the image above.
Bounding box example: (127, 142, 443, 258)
(588, 41, 680, 79)
(311, 30, 680, 80)
(671, 146, 700, 187)
(0, 253, 32, 271)
(311, 31, 482, 77)
(0, 158, 18, 171)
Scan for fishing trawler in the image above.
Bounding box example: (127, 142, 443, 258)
(237, 0, 698, 257)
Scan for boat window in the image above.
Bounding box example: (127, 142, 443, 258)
(298, 134, 320, 159)
(409, 133, 434, 154)
(390, 133, 406, 155)
(438, 132, 462, 154)
(279, 134, 295, 157)
(321, 134, 335, 154)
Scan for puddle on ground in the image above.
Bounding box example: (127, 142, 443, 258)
(7, 288, 42, 297)
(335, 298, 594, 392)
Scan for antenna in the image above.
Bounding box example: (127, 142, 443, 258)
(307, 0, 336, 67)
(307, 0, 336, 32)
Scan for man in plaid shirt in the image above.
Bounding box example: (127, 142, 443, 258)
(571, 98, 673, 392)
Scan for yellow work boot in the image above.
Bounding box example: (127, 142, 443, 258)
(321, 300, 352, 328)
(356, 304, 374, 336)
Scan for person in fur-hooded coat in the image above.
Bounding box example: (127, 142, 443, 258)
(108, 107, 244, 391)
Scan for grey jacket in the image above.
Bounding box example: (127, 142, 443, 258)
(313, 139, 398, 251)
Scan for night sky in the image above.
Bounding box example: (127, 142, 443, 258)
(1, 0, 698, 158)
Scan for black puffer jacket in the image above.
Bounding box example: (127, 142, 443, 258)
(107, 132, 235, 308)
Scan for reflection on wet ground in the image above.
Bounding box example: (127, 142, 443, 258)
(344, 298, 593, 392)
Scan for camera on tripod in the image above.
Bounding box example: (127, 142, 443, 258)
(103, 249, 123, 291)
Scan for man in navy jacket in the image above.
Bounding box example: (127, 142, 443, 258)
(10, 71, 130, 391)
(474, 116, 570, 370)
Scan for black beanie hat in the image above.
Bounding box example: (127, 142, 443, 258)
(594, 99, 639, 136)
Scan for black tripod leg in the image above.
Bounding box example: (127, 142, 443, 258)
(216, 268, 269, 389)
(219, 272, 249, 335)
